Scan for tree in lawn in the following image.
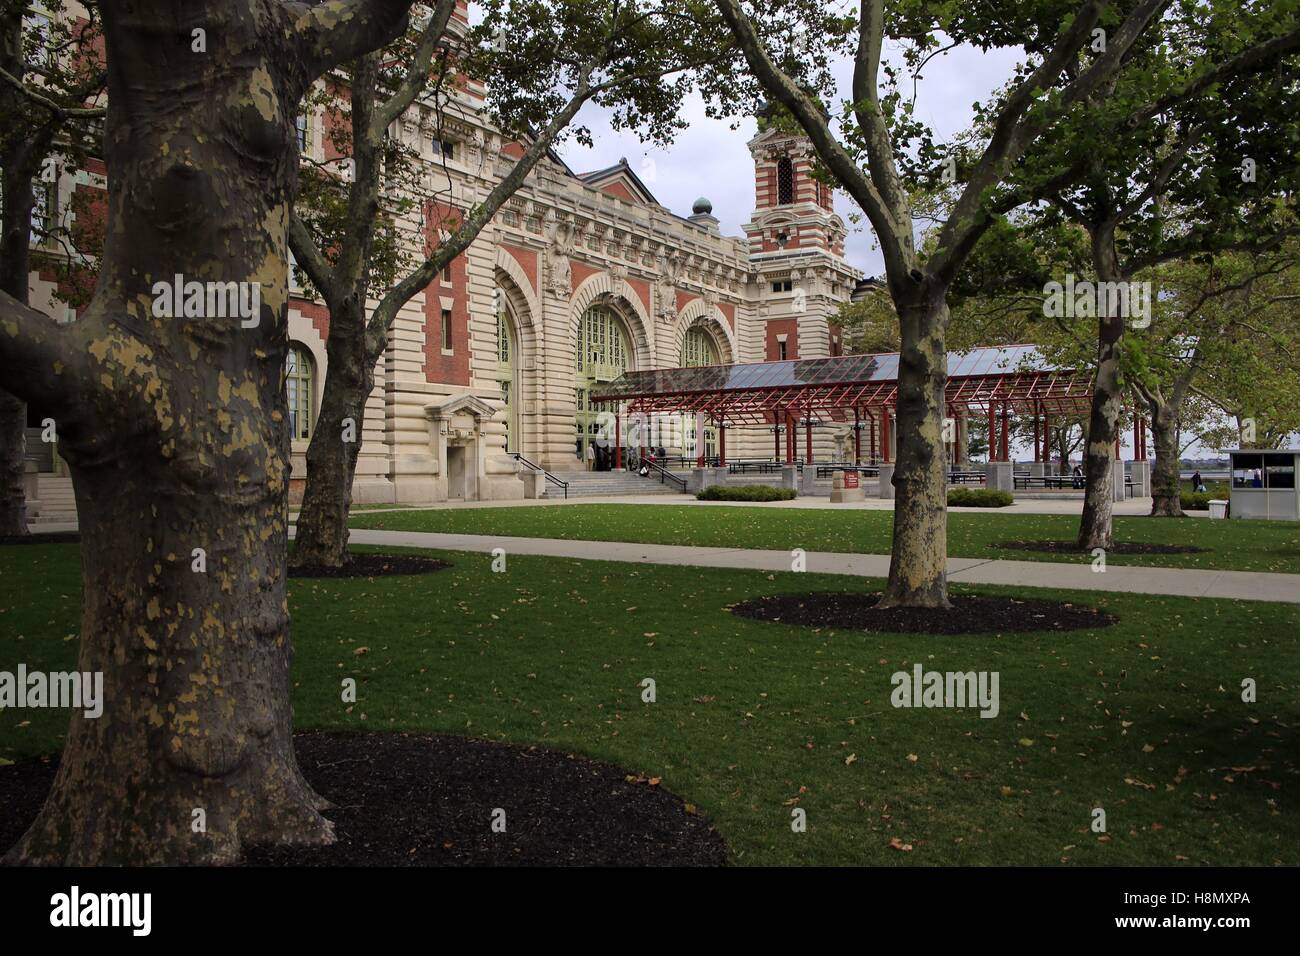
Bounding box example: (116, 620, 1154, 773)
(0, 2, 105, 535)
(289, 0, 727, 568)
(0, 0, 420, 866)
(993, 5, 1300, 543)
(1129, 241, 1300, 516)
(1144, 243, 1300, 469)
(712, 0, 1175, 606)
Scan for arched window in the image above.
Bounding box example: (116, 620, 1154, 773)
(286, 345, 314, 440)
(777, 156, 794, 205)
(496, 291, 519, 453)
(680, 327, 719, 367)
(497, 305, 511, 365)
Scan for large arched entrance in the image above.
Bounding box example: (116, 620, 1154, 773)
(575, 304, 632, 466)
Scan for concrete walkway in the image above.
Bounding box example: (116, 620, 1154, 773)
(344, 528, 1300, 605)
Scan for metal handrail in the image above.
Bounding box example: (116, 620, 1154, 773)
(628, 455, 688, 493)
(512, 453, 568, 499)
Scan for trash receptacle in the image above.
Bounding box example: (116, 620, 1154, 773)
(1208, 499, 1228, 520)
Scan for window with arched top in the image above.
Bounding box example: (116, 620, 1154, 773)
(777, 156, 794, 205)
(286, 345, 314, 440)
(680, 327, 719, 367)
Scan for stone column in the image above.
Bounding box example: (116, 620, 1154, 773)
(986, 461, 1014, 492)
(877, 462, 895, 499)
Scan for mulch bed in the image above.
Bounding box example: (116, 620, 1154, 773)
(289, 553, 451, 578)
(0, 732, 727, 867)
(0, 532, 80, 546)
(995, 539, 1207, 556)
(731, 592, 1118, 635)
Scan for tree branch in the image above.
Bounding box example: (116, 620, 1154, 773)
(285, 0, 416, 78)
(287, 212, 339, 303)
(366, 63, 600, 356)
(0, 65, 105, 119)
(370, 0, 458, 137)
(0, 290, 78, 409)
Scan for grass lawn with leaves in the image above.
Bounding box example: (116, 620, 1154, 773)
(2, 542, 1296, 865)
(350, 503, 1300, 574)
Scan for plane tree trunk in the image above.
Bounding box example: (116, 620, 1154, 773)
(880, 291, 950, 609)
(0, 0, 413, 865)
(1077, 226, 1127, 551)
(290, 296, 371, 568)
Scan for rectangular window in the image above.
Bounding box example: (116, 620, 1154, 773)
(433, 139, 455, 161)
(772, 280, 792, 293)
(1232, 453, 1263, 488)
(296, 114, 310, 153)
(441, 308, 453, 351)
(778, 340, 788, 361)
(441, 260, 453, 283)
(1264, 452, 1296, 489)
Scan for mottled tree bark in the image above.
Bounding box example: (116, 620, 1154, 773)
(1147, 397, 1186, 516)
(1, 0, 413, 865)
(1077, 228, 1127, 551)
(880, 294, 950, 608)
(0, 388, 25, 534)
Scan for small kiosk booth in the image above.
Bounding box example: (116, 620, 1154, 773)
(1228, 449, 1300, 520)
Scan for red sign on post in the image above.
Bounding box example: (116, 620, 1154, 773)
(843, 471, 859, 489)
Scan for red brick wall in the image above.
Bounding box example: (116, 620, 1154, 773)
(599, 180, 636, 202)
(766, 320, 799, 360)
(500, 243, 539, 294)
(625, 277, 650, 318)
(422, 201, 471, 386)
(570, 260, 600, 293)
(292, 297, 331, 340)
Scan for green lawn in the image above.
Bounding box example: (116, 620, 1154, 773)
(350, 503, 1300, 573)
(3, 542, 1297, 865)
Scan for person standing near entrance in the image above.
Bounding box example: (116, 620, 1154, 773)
(585, 441, 596, 472)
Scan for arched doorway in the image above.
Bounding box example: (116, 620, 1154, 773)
(680, 326, 719, 461)
(575, 304, 631, 466)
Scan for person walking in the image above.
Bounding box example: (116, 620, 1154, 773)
(585, 441, 596, 472)
(1191, 469, 1206, 493)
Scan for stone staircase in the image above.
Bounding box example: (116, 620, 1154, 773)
(544, 470, 685, 498)
(31, 473, 78, 525)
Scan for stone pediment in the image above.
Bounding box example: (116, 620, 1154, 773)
(425, 394, 497, 421)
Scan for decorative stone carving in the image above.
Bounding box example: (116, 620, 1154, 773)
(544, 212, 574, 298)
(654, 249, 682, 324)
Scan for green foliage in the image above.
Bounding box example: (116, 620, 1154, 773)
(696, 484, 796, 501)
(947, 488, 1013, 508)
(1182, 485, 1231, 511)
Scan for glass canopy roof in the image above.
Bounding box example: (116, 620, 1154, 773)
(593, 345, 1048, 401)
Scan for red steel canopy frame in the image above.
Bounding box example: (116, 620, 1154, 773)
(591, 345, 1096, 428)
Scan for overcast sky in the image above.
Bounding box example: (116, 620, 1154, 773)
(554, 41, 1026, 279)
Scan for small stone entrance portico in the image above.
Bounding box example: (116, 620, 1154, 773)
(425, 394, 524, 502)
